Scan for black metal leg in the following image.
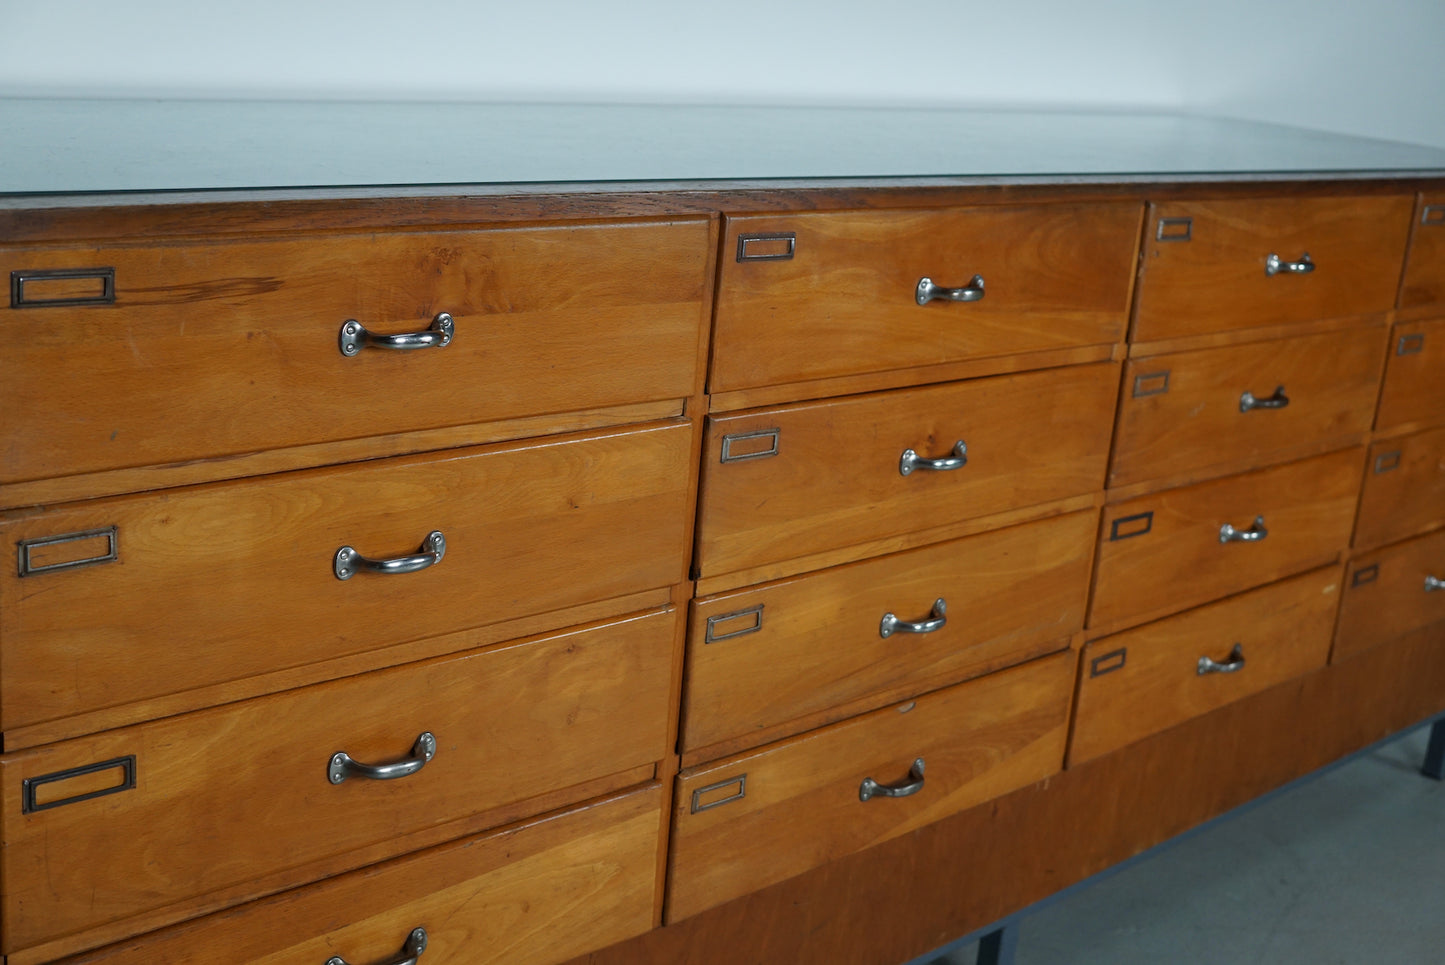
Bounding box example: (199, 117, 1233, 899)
(976, 922, 1020, 965)
(1423, 717, 1445, 781)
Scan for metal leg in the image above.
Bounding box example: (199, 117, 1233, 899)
(1423, 717, 1445, 781)
(976, 921, 1020, 965)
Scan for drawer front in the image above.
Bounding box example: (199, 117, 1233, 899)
(1336, 528, 1445, 661)
(55, 788, 661, 965)
(1071, 566, 1340, 766)
(667, 650, 1073, 922)
(1, 611, 675, 952)
(1400, 195, 1445, 310)
(1, 421, 692, 732)
(684, 510, 1094, 753)
(1111, 326, 1385, 488)
(711, 203, 1140, 391)
(696, 362, 1118, 578)
(1133, 196, 1413, 342)
(0, 221, 709, 483)
(1090, 448, 1362, 631)
(1375, 318, 1445, 431)
(1355, 425, 1445, 550)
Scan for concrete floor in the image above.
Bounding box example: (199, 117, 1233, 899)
(923, 722, 1444, 965)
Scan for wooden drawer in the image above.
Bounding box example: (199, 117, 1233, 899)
(1070, 566, 1340, 766)
(1090, 448, 1362, 632)
(710, 203, 1140, 391)
(1376, 318, 1445, 431)
(1355, 425, 1445, 550)
(1, 610, 674, 954)
(52, 787, 661, 965)
(666, 650, 1073, 922)
(0, 220, 709, 484)
(1336, 528, 1445, 661)
(0, 421, 692, 735)
(1111, 326, 1385, 488)
(1132, 196, 1412, 342)
(683, 510, 1094, 756)
(1399, 195, 1445, 310)
(696, 362, 1117, 579)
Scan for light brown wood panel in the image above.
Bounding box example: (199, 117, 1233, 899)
(1400, 194, 1445, 309)
(1070, 566, 1340, 766)
(683, 510, 1095, 755)
(666, 650, 1073, 922)
(53, 788, 662, 965)
(0, 220, 710, 484)
(696, 363, 1118, 579)
(711, 203, 1140, 392)
(1375, 317, 1445, 431)
(1090, 448, 1363, 632)
(1335, 528, 1445, 660)
(1, 610, 675, 954)
(0, 421, 692, 733)
(1132, 196, 1413, 341)
(1355, 425, 1445, 550)
(1111, 326, 1386, 489)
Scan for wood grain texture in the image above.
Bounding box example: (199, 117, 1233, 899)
(1335, 529, 1445, 660)
(1, 610, 677, 954)
(0, 421, 693, 733)
(1354, 425, 1445, 550)
(52, 787, 663, 965)
(1375, 317, 1445, 432)
(0, 220, 710, 483)
(1132, 195, 1413, 341)
(1399, 194, 1445, 309)
(1110, 325, 1386, 489)
(696, 362, 1118, 579)
(682, 510, 1095, 755)
(711, 203, 1140, 392)
(1070, 566, 1341, 766)
(1090, 448, 1363, 633)
(667, 650, 1073, 922)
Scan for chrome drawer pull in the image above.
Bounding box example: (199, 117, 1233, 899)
(328, 732, 437, 784)
(1197, 643, 1246, 675)
(1426, 575, 1445, 592)
(899, 440, 967, 476)
(1219, 515, 1268, 544)
(915, 274, 985, 306)
(880, 598, 947, 638)
(1265, 252, 1315, 276)
(860, 757, 926, 802)
(334, 531, 446, 581)
(339, 312, 454, 356)
(326, 927, 428, 965)
(1239, 385, 1289, 412)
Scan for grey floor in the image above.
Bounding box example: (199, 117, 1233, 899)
(923, 722, 1444, 965)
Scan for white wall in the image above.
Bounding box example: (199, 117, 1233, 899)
(2, 0, 1443, 147)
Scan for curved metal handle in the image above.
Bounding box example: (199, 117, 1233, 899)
(1426, 575, 1444, 592)
(899, 440, 968, 476)
(860, 757, 926, 802)
(328, 732, 437, 785)
(339, 312, 454, 356)
(1198, 642, 1246, 675)
(880, 598, 947, 639)
(1219, 515, 1268, 544)
(1240, 385, 1290, 412)
(325, 927, 428, 965)
(915, 274, 985, 306)
(335, 531, 446, 580)
(1265, 252, 1315, 276)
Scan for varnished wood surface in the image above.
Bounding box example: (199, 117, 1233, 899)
(1090, 448, 1363, 634)
(1399, 194, 1445, 309)
(1, 610, 676, 955)
(1110, 325, 1386, 489)
(1354, 425, 1445, 550)
(1132, 195, 1414, 342)
(667, 651, 1074, 922)
(711, 204, 1139, 392)
(1070, 566, 1340, 766)
(695, 363, 1118, 579)
(0, 421, 693, 734)
(52, 787, 663, 965)
(1335, 529, 1445, 660)
(1375, 317, 1445, 432)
